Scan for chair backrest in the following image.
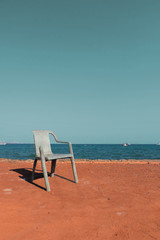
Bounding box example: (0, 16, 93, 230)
(33, 130, 53, 157)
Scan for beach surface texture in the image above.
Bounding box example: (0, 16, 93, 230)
(0, 159, 160, 240)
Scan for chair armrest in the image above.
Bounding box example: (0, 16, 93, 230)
(50, 132, 73, 154)
(57, 140, 73, 155)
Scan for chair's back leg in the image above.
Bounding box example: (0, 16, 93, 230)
(70, 156, 78, 183)
(31, 159, 38, 182)
(51, 160, 57, 177)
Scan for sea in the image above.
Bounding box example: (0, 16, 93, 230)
(0, 144, 160, 160)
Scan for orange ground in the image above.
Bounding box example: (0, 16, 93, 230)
(0, 159, 160, 240)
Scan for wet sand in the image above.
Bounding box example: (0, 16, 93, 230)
(0, 159, 160, 240)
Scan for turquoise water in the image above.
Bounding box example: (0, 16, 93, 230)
(0, 144, 160, 160)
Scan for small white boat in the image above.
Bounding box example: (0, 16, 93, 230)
(122, 143, 129, 147)
(0, 142, 7, 145)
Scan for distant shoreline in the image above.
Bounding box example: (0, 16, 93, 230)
(0, 158, 160, 163)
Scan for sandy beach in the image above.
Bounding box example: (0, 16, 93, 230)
(1, 159, 160, 240)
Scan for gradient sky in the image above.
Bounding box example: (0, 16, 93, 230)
(1, 0, 160, 143)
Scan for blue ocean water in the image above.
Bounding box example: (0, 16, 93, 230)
(0, 144, 160, 160)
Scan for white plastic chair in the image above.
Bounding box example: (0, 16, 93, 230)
(32, 130, 78, 191)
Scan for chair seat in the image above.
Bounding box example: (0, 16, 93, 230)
(36, 153, 73, 160)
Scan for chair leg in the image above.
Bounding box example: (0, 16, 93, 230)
(51, 160, 57, 177)
(41, 157, 51, 192)
(31, 159, 37, 182)
(70, 156, 78, 183)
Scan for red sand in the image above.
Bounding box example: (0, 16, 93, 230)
(1, 159, 160, 240)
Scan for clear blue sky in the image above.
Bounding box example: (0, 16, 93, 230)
(1, 0, 160, 143)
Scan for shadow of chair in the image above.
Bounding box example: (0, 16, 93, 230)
(10, 167, 75, 191)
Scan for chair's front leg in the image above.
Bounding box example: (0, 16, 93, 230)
(40, 147, 51, 191)
(70, 156, 78, 183)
